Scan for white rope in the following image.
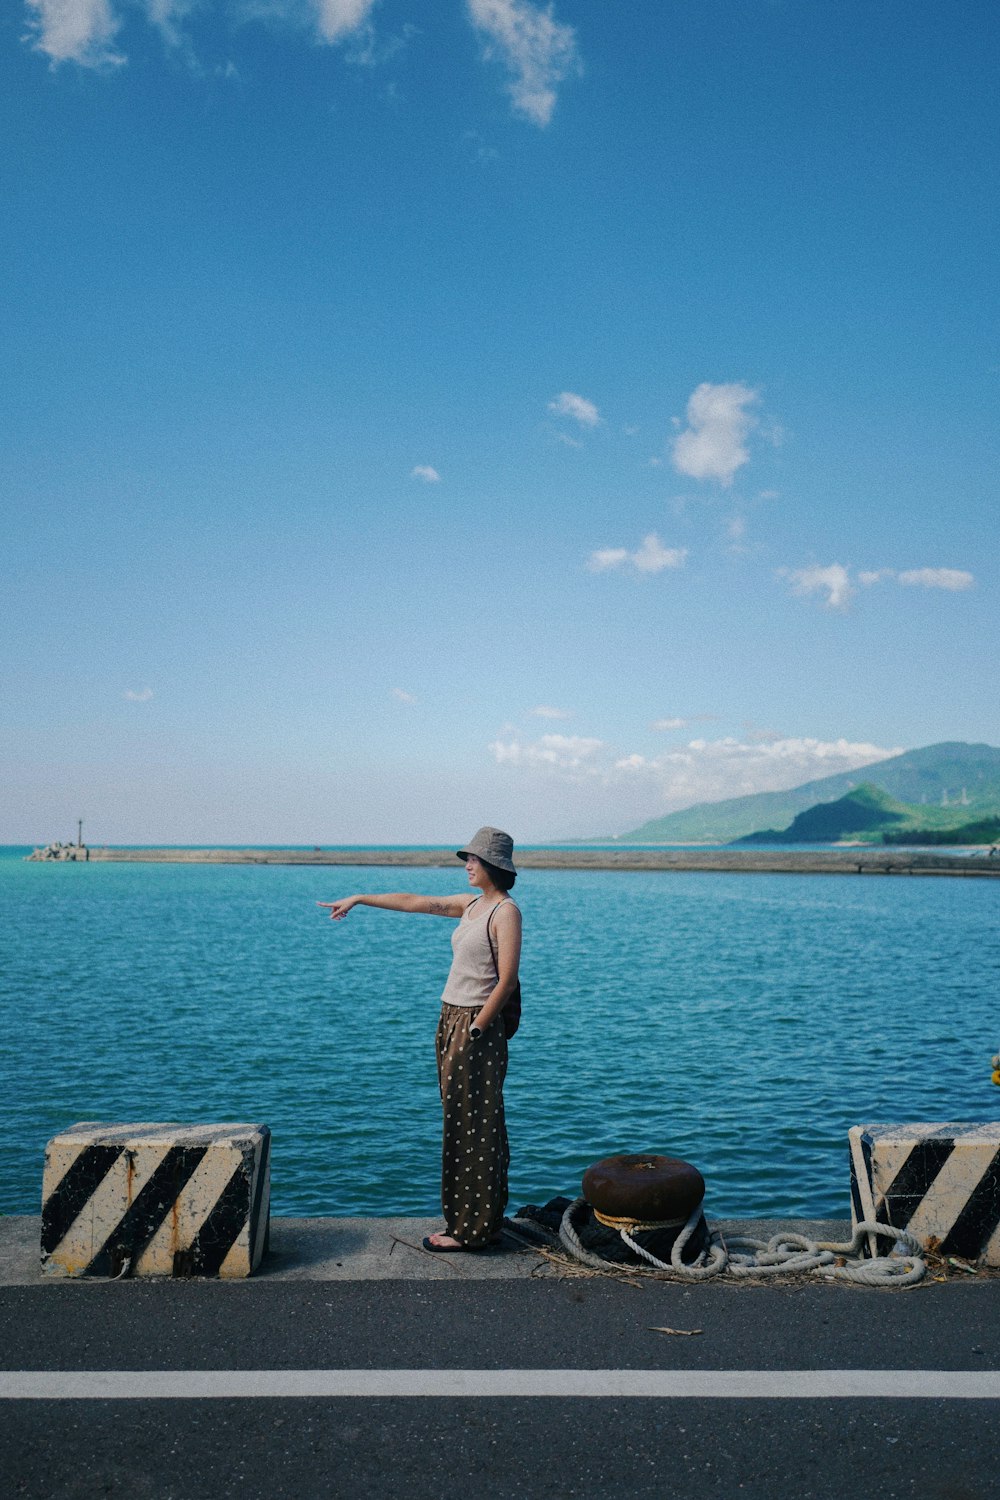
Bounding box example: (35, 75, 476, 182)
(557, 1199, 627, 1271)
(558, 1198, 926, 1286)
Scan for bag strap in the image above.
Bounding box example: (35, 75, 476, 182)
(487, 900, 520, 1037)
(485, 898, 505, 981)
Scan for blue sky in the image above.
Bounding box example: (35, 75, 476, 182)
(3, 0, 997, 843)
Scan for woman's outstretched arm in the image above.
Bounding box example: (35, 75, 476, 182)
(318, 892, 471, 920)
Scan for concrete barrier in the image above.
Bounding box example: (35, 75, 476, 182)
(850, 1122, 1000, 1265)
(41, 1122, 270, 1278)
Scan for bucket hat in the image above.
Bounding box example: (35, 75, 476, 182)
(456, 826, 516, 874)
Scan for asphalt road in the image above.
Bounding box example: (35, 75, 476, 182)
(2, 1277, 998, 1499)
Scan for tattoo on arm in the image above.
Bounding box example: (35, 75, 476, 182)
(426, 899, 451, 916)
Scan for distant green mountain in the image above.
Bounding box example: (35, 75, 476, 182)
(620, 742, 1000, 844)
(736, 784, 913, 844)
(883, 817, 1000, 846)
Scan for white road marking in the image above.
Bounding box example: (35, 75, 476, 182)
(1, 1370, 999, 1400)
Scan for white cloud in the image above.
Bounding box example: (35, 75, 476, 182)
(898, 567, 974, 591)
(608, 736, 902, 808)
(634, 534, 686, 574)
(489, 728, 903, 829)
(410, 465, 441, 483)
(344, 14, 415, 65)
(725, 513, 755, 555)
(123, 687, 154, 702)
(310, 0, 377, 44)
(460, 129, 500, 163)
(781, 563, 855, 611)
(489, 732, 604, 773)
(671, 381, 761, 487)
(786, 563, 975, 608)
(466, 0, 579, 126)
(143, 0, 197, 49)
(548, 390, 600, 427)
(25, 0, 124, 66)
(26, 0, 579, 114)
(743, 723, 782, 743)
(586, 547, 629, 572)
(25, 0, 378, 63)
(651, 717, 688, 731)
(587, 533, 687, 575)
(530, 705, 571, 720)
(392, 687, 417, 704)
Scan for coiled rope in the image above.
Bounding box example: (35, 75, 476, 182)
(559, 1197, 926, 1286)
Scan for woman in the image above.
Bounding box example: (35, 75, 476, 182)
(319, 826, 521, 1252)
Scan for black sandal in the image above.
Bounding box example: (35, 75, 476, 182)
(422, 1232, 506, 1253)
(422, 1234, 471, 1253)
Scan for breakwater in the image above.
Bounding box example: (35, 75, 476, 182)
(82, 847, 999, 875)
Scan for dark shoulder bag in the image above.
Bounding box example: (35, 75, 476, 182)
(487, 900, 521, 1038)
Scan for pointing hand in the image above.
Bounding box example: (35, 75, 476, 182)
(317, 898, 356, 921)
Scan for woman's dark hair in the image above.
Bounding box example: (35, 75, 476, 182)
(481, 860, 516, 892)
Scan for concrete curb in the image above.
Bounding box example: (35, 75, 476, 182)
(0, 1215, 853, 1286)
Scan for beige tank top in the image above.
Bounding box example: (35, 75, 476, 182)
(440, 897, 518, 1008)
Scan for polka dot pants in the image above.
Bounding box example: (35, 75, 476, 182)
(436, 1003, 510, 1248)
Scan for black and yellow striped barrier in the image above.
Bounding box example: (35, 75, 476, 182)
(41, 1122, 270, 1278)
(850, 1122, 1000, 1266)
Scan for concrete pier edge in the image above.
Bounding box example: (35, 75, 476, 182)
(1, 1214, 855, 1286)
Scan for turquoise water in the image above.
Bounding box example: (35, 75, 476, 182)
(2, 848, 997, 1218)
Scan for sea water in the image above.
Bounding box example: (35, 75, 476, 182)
(2, 848, 997, 1219)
